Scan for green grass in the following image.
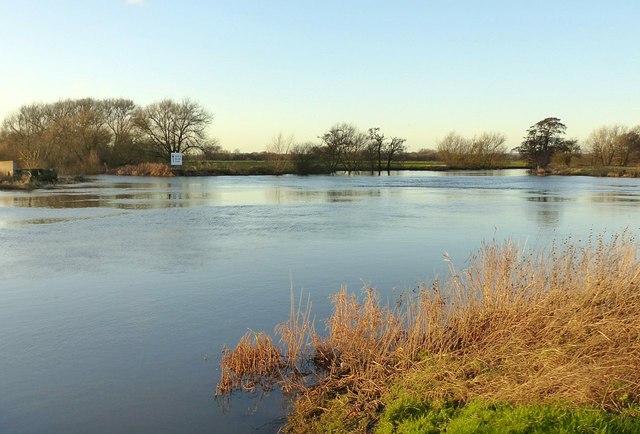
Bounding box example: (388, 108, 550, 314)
(180, 160, 281, 175)
(388, 161, 447, 170)
(183, 159, 530, 174)
(184, 160, 274, 170)
(390, 160, 528, 170)
(375, 399, 640, 434)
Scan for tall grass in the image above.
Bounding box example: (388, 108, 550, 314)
(216, 331, 283, 395)
(114, 162, 173, 176)
(217, 232, 640, 432)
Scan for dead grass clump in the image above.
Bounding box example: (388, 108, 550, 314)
(115, 163, 173, 176)
(217, 232, 640, 432)
(276, 286, 316, 375)
(216, 331, 283, 395)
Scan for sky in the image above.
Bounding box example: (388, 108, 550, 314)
(1, 0, 639, 152)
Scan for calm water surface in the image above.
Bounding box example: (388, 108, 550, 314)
(1, 170, 640, 433)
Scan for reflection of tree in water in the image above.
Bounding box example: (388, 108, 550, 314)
(534, 205, 560, 227)
(326, 189, 382, 203)
(267, 187, 383, 204)
(526, 193, 568, 228)
(4, 191, 215, 209)
(590, 191, 640, 203)
(9, 193, 107, 209)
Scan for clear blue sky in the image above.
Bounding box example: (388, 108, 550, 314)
(1, 0, 639, 152)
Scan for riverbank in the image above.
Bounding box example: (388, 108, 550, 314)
(550, 166, 640, 177)
(0, 175, 87, 191)
(115, 161, 640, 177)
(217, 234, 640, 432)
(110, 160, 529, 177)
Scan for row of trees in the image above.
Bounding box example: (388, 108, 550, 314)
(0, 98, 217, 172)
(2, 98, 638, 175)
(436, 131, 508, 168)
(436, 118, 640, 172)
(279, 124, 406, 175)
(514, 117, 640, 171)
(0, 97, 407, 175)
(585, 125, 640, 167)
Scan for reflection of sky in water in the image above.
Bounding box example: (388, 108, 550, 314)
(2, 170, 640, 433)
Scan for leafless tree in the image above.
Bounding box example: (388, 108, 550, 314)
(438, 131, 507, 168)
(437, 132, 470, 167)
(471, 132, 507, 167)
(319, 123, 350, 173)
(586, 125, 627, 166)
(291, 142, 325, 174)
(383, 136, 407, 173)
(2, 103, 56, 168)
(342, 128, 368, 174)
(134, 99, 213, 162)
(367, 127, 385, 175)
(615, 127, 640, 166)
(267, 132, 294, 174)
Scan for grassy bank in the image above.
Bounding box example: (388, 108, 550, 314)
(110, 161, 640, 177)
(375, 399, 640, 433)
(173, 160, 526, 175)
(217, 233, 640, 432)
(551, 166, 640, 178)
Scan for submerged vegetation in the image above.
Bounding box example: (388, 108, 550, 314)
(217, 233, 640, 432)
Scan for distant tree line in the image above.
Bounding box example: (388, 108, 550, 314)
(512, 117, 640, 171)
(0, 98, 409, 175)
(286, 123, 407, 175)
(436, 131, 508, 168)
(2, 98, 640, 175)
(0, 98, 217, 173)
(585, 125, 640, 167)
(435, 117, 640, 172)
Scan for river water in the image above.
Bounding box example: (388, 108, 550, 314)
(1, 170, 639, 433)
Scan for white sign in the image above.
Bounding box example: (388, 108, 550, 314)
(170, 152, 183, 166)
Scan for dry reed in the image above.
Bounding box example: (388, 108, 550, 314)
(216, 331, 283, 395)
(217, 232, 640, 432)
(114, 162, 173, 176)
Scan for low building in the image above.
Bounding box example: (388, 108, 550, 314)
(0, 160, 17, 178)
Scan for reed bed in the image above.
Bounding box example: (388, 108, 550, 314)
(216, 331, 283, 395)
(114, 162, 173, 176)
(217, 232, 640, 432)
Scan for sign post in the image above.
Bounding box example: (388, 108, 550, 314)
(170, 152, 183, 166)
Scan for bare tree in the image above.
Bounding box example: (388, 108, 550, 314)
(291, 142, 326, 175)
(437, 132, 470, 167)
(2, 103, 56, 168)
(471, 132, 507, 168)
(616, 128, 640, 166)
(383, 137, 407, 174)
(586, 125, 626, 166)
(101, 99, 139, 165)
(267, 132, 294, 174)
(341, 128, 368, 174)
(319, 123, 350, 173)
(134, 99, 213, 162)
(367, 127, 385, 175)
